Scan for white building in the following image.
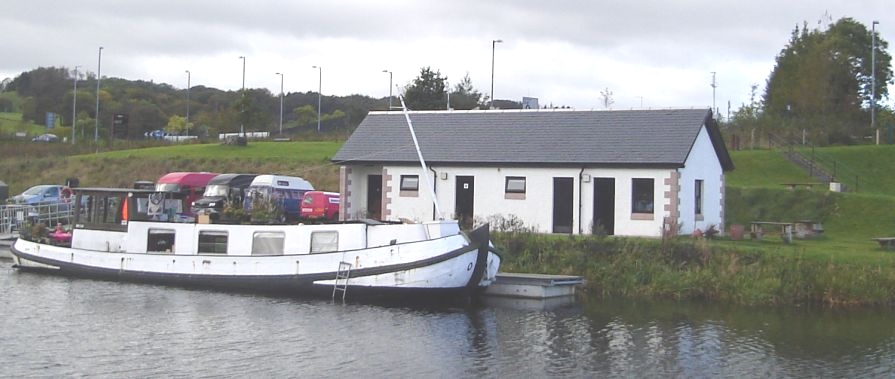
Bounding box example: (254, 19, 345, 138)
(332, 108, 734, 237)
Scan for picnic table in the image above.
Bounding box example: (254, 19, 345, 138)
(793, 220, 824, 239)
(872, 237, 895, 251)
(750, 221, 793, 243)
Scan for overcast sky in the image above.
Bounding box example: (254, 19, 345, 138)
(2, 1, 891, 116)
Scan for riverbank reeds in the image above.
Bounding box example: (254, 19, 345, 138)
(492, 231, 895, 307)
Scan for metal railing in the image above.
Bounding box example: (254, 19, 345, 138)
(0, 202, 74, 236)
(767, 133, 862, 192)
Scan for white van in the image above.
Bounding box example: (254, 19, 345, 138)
(245, 175, 314, 221)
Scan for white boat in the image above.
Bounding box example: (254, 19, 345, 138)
(10, 95, 501, 299)
(10, 187, 501, 299)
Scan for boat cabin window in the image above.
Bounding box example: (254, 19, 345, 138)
(76, 193, 127, 231)
(198, 231, 228, 254)
(252, 231, 285, 255)
(147, 228, 176, 253)
(310, 231, 338, 253)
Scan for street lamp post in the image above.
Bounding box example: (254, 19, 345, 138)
(95, 46, 103, 150)
(275, 72, 284, 135)
(382, 69, 392, 110)
(185, 70, 191, 137)
(312, 65, 321, 132)
(239, 56, 245, 136)
(491, 39, 503, 109)
(872, 20, 879, 144)
(446, 80, 451, 110)
(72, 65, 79, 145)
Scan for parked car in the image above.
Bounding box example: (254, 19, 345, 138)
(31, 134, 59, 143)
(300, 191, 340, 221)
(191, 173, 257, 219)
(155, 172, 219, 215)
(7, 185, 65, 205)
(245, 175, 314, 221)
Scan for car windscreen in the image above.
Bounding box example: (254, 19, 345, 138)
(203, 185, 229, 197)
(23, 186, 50, 196)
(155, 183, 181, 193)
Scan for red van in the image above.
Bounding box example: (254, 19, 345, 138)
(300, 191, 340, 220)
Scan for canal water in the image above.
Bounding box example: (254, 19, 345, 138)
(1, 261, 894, 378)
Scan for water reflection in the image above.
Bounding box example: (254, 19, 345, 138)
(2, 263, 895, 378)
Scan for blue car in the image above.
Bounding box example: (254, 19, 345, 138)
(8, 185, 66, 205)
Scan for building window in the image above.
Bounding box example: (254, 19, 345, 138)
(252, 231, 285, 255)
(505, 176, 526, 200)
(400, 175, 419, 197)
(310, 231, 339, 253)
(631, 178, 654, 215)
(198, 230, 228, 254)
(695, 179, 704, 220)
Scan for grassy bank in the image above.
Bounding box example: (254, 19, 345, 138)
(0, 140, 343, 193)
(494, 231, 895, 307)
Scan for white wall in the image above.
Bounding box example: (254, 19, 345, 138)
(677, 126, 725, 235)
(348, 165, 677, 237)
(343, 165, 381, 220)
(578, 168, 673, 238)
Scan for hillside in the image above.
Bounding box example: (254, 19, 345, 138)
(726, 145, 895, 261)
(0, 141, 343, 194)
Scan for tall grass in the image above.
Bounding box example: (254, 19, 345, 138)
(493, 231, 895, 307)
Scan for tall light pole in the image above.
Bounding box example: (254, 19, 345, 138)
(185, 70, 191, 137)
(710, 71, 717, 118)
(275, 72, 284, 135)
(95, 46, 103, 150)
(382, 69, 392, 110)
(312, 65, 321, 132)
(239, 56, 245, 136)
(490, 39, 503, 109)
(71, 65, 79, 145)
(872, 20, 879, 144)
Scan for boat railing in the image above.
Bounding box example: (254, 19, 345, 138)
(0, 202, 74, 235)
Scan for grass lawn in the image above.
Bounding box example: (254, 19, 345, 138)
(0, 112, 46, 136)
(723, 146, 895, 266)
(96, 141, 342, 162)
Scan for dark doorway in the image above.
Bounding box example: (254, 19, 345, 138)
(593, 178, 615, 235)
(367, 174, 382, 220)
(455, 176, 475, 229)
(553, 177, 574, 234)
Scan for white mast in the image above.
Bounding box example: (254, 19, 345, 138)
(398, 94, 443, 220)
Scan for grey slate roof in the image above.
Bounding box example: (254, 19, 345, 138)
(332, 108, 733, 170)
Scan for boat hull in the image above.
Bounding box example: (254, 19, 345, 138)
(10, 224, 500, 300)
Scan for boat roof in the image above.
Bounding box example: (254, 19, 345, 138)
(250, 174, 314, 190)
(207, 173, 258, 187)
(156, 172, 220, 187)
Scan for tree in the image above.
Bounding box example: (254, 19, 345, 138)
(166, 115, 189, 135)
(449, 74, 485, 110)
(763, 18, 892, 142)
(600, 88, 614, 109)
(403, 67, 447, 110)
(292, 104, 318, 127)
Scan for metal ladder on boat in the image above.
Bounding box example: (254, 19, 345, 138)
(332, 261, 352, 301)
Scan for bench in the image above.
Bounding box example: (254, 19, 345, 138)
(750, 221, 793, 243)
(872, 238, 895, 251)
